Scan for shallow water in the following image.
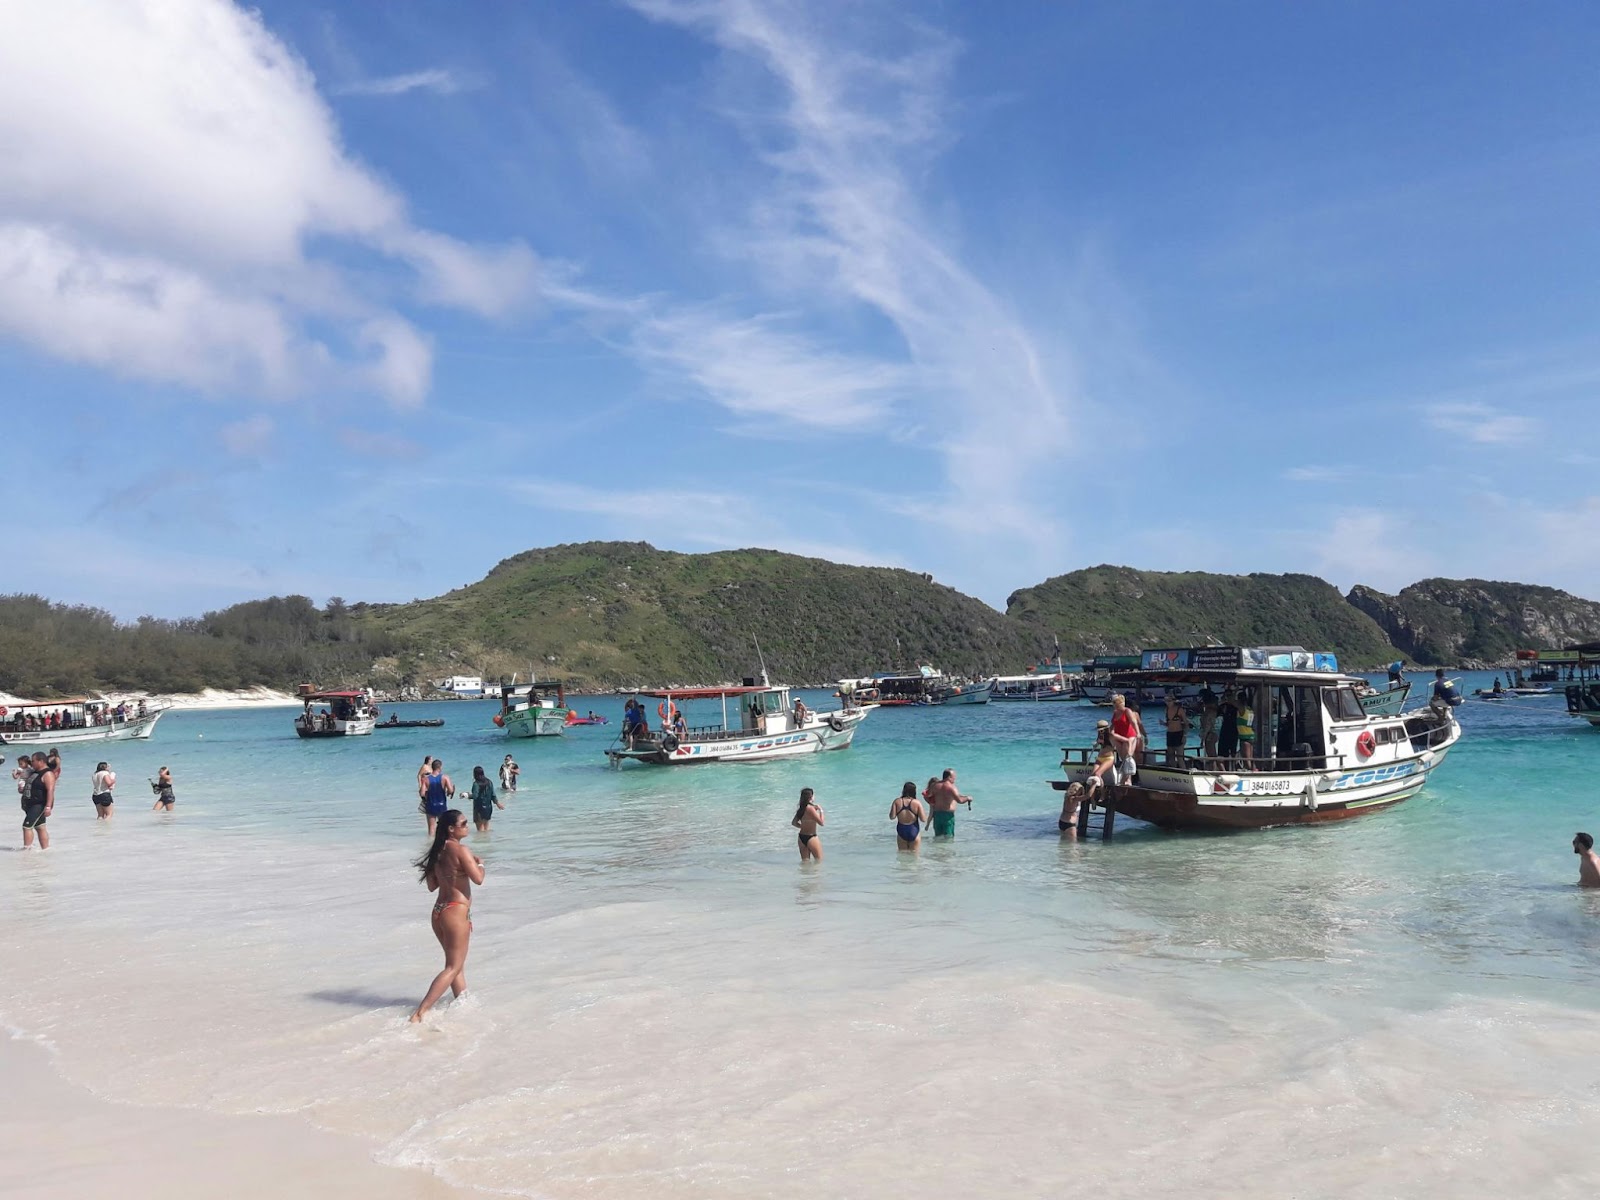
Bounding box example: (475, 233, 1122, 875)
(4, 677, 1600, 1196)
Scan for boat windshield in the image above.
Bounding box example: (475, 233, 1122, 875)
(1322, 686, 1365, 721)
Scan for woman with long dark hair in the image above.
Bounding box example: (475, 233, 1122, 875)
(889, 780, 926, 852)
(791, 787, 823, 863)
(409, 808, 485, 1022)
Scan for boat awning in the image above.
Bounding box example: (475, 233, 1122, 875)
(631, 686, 772, 699)
(2, 697, 94, 708)
(304, 690, 366, 700)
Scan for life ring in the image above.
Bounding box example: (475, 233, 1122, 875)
(0, 705, 7, 716)
(658, 701, 679, 722)
(827, 715, 845, 732)
(661, 733, 680, 752)
(1355, 730, 1376, 759)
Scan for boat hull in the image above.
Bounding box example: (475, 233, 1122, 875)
(1358, 681, 1410, 715)
(939, 688, 992, 706)
(0, 711, 166, 747)
(503, 708, 568, 737)
(295, 716, 375, 738)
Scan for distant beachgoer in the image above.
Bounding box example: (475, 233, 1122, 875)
(1059, 781, 1086, 834)
(421, 759, 453, 837)
(410, 808, 484, 1022)
(92, 760, 116, 820)
(1217, 689, 1240, 760)
(792, 787, 824, 862)
(890, 781, 926, 851)
(1576, 832, 1600, 888)
(926, 768, 972, 838)
(1164, 694, 1190, 765)
(469, 766, 503, 833)
(151, 766, 175, 811)
(1197, 684, 1220, 757)
(22, 751, 54, 850)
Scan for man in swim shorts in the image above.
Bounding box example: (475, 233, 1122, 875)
(926, 768, 972, 838)
(21, 751, 54, 849)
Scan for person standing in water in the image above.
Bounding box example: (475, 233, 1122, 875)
(421, 759, 453, 837)
(1059, 782, 1087, 835)
(890, 781, 927, 851)
(1575, 832, 1600, 888)
(91, 760, 116, 819)
(410, 809, 484, 1022)
(469, 766, 504, 833)
(22, 751, 54, 850)
(151, 766, 175, 811)
(792, 787, 824, 862)
(926, 768, 972, 839)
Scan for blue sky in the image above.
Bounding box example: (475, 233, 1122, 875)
(3, 0, 1598, 618)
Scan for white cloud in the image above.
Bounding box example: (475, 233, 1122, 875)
(1283, 466, 1351, 483)
(219, 414, 274, 457)
(1315, 509, 1436, 592)
(0, 0, 534, 405)
(621, 0, 1073, 554)
(1426, 401, 1538, 445)
(336, 68, 474, 97)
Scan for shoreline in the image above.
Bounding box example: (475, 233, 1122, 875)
(0, 1035, 477, 1200)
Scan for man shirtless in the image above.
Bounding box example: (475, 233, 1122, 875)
(1576, 832, 1600, 888)
(926, 768, 972, 839)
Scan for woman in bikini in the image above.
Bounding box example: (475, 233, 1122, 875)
(791, 787, 824, 863)
(889, 781, 926, 852)
(410, 808, 485, 1022)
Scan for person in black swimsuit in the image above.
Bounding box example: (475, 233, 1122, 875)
(889, 781, 926, 852)
(22, 751, 54, 850)
(791, 787, 824, 862)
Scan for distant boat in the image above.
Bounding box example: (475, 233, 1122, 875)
(376, 715, 446, 729)
(0, 697, 168, 747)
(495, 680, 571, 738)
(294, 687, 378, 738)
(608, 679, 867, 766)
(1356, 680, 1411, 715)
(837, 665, 949, 706)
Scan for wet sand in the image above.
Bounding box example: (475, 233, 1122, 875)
(0, 1037, 474, 1200)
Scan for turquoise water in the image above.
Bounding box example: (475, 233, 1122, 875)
(5, 675, 1600, 1197)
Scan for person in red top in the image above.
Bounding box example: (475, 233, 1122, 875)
(1109, 693, 1142, 782)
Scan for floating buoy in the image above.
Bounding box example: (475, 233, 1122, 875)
(492, 713, 505, 727)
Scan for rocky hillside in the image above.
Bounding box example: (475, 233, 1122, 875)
(1347, 579, 1600, 665)
(350, 541, 1043, 687)
(1007, 566, 1401, 667)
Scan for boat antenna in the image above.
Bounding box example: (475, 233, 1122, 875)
(753, 635, 770, 687)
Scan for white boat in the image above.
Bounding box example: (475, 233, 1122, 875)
(495, 681, 571, 738)
(0, 697, 167, 747)
(990, 671, 1077, 701)
(1356, 679, 1411, 715)
(293, 688, 378, 738)
(1060, 645, 1460, 831)
(607, 681, 868, 766)
(939, 680, 994, 705)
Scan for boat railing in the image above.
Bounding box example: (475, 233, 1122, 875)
(1059, 746, 1387, 774)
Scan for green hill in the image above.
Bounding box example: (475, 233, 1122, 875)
(350, 541, 1042, 687)
(1347, 578, 1600, 665)
(1006, 565, 1401, 667)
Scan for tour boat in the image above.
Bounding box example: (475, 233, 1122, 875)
(495, 681, 571, 738)
(1561, 643, 1600, 726)
(294, 688, 378, 738)
(837, 666, 949, 706)
(991, 659, 1079, 701)
(0, 698, 168, 747)
(1059, 645, 1461, 830)
(607, 679, 868, 766)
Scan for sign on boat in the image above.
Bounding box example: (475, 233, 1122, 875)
(0, 697, 167, 747)
(1058, 645, 1461, 831)
(607, 680, 869, 766)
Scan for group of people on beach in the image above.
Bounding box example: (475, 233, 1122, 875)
(789, 768, 973, 862)
(11, 751, 175, 848)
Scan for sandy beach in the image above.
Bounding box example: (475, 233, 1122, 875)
(0, 1036, 474, 1200)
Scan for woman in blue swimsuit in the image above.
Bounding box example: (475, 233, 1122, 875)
(889, 781, 927, 852)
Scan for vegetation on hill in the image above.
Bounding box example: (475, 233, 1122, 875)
(1347, 579, 1600, 665)
(348, 541, 1043, 687)
(1006, 566, 1401, 666)
(0, 594, 401, 698)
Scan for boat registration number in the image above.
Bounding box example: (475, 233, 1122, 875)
(1213, 778, 1298, 796)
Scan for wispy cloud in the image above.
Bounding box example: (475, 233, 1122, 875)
(219, 414, 274, 458)
(336, 68, 476, 97)
(1315, 508, 1436, 592)
(337, 427, 426, 460)
(1283, 466, 1351, 483)
(1426, 401, 1538, 445)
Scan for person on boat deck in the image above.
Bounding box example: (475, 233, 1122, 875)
(1575, 832, 1600, 888)
(1089, 721, 1117, 796)
(672, 710, 687, 736)
(1216, 688, 1240, 760)
(750, 698, 766, 733)
(1109, 694, 1140, 780)
(1197, 684, 1220, 758)
(621, 700, 643, 746)
(1163, 693, 1190, 765)
(1492, 677, 1504, 694)
(792, 697, 810, 727)
(1235, 689, 1256, 764)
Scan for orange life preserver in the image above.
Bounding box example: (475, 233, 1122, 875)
(658, 701, 679, 721)
(492, 713, 505, 727)
(1355, 730, 1376, 758)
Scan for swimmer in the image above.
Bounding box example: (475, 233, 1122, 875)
(421, 759, 453, 838)
(1059, 782, 1086, 835)
(469, 765, 504, 833)
(92, 760, 116, 820)
(151, 766, 175, 811)
(1576, 832, 1600, 888)
(890, 780, 927, 852)
(410, 809, 484, 1022)
(792, 787, 824, 862)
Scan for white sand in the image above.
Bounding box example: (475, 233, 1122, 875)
(0, 1037, 475, 1200)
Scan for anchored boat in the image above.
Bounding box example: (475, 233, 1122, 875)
(607, 680, 868, 766)
(495, 681, 572, 738)
(1560, 643, 1600, 727)
(1059, 645, 1460, 831)
(294, 688, 378, 738)
(0, 698, 168, 747)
